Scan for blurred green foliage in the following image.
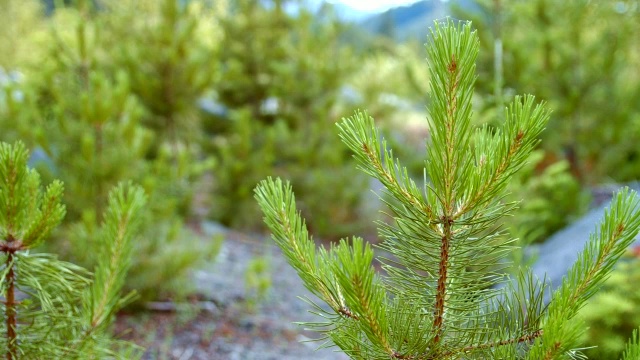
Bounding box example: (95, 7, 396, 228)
(208, 109, 278, 229)
(0, 0, 219, 303)
(579, 252, 640, 359)
(0, 0, 46, 70)
(244, 255, 272, 313)
(454, 0, 640, 184)
(207, 0, 372, 240)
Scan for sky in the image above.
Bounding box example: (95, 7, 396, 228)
(330, 0, 419, 12)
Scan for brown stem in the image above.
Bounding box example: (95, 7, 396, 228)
(432, 216, 453, 345)
(430, 55, 460, 347)
(5, 252, 17, 360)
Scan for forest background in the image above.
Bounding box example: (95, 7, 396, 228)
(0, 0, 639, 359)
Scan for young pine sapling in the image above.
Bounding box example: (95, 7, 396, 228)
(255, 21, 640, 359)
(0, 142, 146, 359)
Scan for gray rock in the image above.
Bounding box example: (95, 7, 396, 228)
(198, 97, 229, 119)
(530, 184, 640, 297)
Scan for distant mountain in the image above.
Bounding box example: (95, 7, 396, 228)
(358, 0, 479, 41)
(359, 1, 445, 41)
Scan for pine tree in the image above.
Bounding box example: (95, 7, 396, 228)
(211, 0, 369, 239)
(103, 0, 218, 219)
(0, 142, 145, 359)
(255, 21, 640, 359)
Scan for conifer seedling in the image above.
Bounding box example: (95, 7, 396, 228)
(0, 142, 146, 359)
(255, 21, 640, 359)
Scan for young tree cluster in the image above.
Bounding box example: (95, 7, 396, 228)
(0, 0, 220, 302)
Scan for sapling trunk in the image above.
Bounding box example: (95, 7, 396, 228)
(5, 252, 16, 360)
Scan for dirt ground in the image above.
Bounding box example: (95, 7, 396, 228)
(115, 222, 348, 360)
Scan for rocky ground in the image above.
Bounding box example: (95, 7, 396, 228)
(116, 222, 349, 360)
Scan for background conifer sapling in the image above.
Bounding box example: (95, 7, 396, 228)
(255, 21, 640, 359)
(0, 142, 146, 359)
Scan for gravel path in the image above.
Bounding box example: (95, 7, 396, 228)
(118, 221, 348, 360)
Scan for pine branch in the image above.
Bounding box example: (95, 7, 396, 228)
(255, 177, 352, 317)
(87, 183, 146, 330)
(526, 189, 640, 359)
(333, 238, 393, 356)
(0, 142, 143, 358)
(454, 97, 549, 219)
(337, 112, 439, 231)
(442, 329, 544, 359)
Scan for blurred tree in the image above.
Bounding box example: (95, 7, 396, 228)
(0, 0, 48, 144)
(209, 109, 277, 228)
(105, 0, 218, 149)
(217, 0, 346, 127)
(102, 0, 219, 224)
(209, 0, 370, 240)
(28, 4, 149, 221)
(0, 0, 45, 70)
(454, 0, 640, 184)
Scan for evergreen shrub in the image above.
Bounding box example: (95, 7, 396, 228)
(255, 21, 640, 359)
